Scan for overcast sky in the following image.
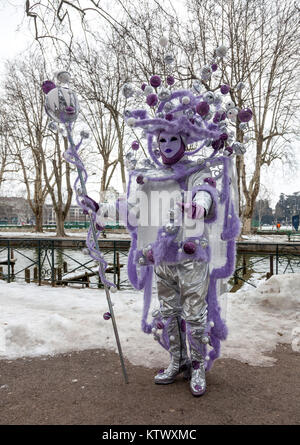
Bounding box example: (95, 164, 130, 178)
(0, 1, 299, 207)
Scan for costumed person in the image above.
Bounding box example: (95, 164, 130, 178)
(103, 42, 252, 396)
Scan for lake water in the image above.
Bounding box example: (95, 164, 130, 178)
(1, 245, 300, 290)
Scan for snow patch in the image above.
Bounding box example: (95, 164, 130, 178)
(0, 274, 299, 368)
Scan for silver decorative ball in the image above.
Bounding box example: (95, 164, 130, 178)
(204, 111, 213, 120)
(144, 85, 154, 95)
(239, 122, 248, 131)
(122, 83, 134, 98)
(227, 108, 238, 121)
(201, 65, 212, 81)
(124, 109, 132, 118)
(169, 335, 175, 341)
(165, 223, 178, 234)
(80, 130, 89, 139)
(159, 35, 169, 47)
(209, 321, 215, 327)
(45, 86, 79, 124)
(164, 53, 175, 65)
(184, 108, 194, 119)
(164, 101, 174, 112)
(182, 96, 190, 105)
(193, 80, 201, 94)
(232, 142, 246, 155)
(200, 239, 208, 248)
(225, 100, 235, 110)
(214, 94, 223, 107)
(151, 309, 160, 318)
(158, 87, 171, 101)
(110, 286, 118, 293)
(236, 81, 245, 91)
(48, 121, 57, 132)
(215, 45, 227, 58)
(56, 70, 71, 84)
(201, 336, 210, 344)
(203, 91, 215, 104)
(82, 248, 90, 255)
(127, 117, 136, 127)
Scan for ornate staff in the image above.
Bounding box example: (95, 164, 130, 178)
(42, 71, 128, 384)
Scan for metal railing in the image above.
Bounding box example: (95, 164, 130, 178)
(0, 238, 129, 289)
(0, 239, 300, 290)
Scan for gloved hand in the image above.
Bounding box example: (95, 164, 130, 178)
(177, 202, 206, 219)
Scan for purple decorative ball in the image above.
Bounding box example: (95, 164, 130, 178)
(220, 132, 228, 141)
(146, 93, 158, 107)
(150, 75, 161, 88)
(192, 360, 200, 370)
(204, 177, 217, 188)
(183, 241, 197, 255)
(211, 63, 218, 72)
(103, 312, 111, 320)
(141, 83, 147, 91)
(196, 101, 210, 117)
(225, 146, 233, 155)
(166, 75, 175, 86)
(146, 250, 154, 262)
(136, 175, 144, 185)
(95, 223, 104, 231)
(156, 321, 164, 330)
(238, 108, 253, 122)
(42, 80, 56, 94)
(220, 84, 230, 95)
(131, 140, 139, 150)
(165, 113, 174, 121)
(211, 139, 224, 151)
(213, 111, 222, 123)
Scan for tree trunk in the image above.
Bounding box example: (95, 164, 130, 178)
(242, 217, 252, 235)
(35, 206, 44, 232)
(55, 212, 67, 237)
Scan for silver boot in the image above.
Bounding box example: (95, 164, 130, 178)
(190, 359, 206, 396)
(188, 328, 208, 396)
(155, 317, 191, 385)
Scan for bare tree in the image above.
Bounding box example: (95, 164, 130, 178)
(0, 110, 18, 192)
(3, 53, 73, 236)
(178, 0, 300, 232)
(69, 42, 128, 195)
(24, 0, 300, 233)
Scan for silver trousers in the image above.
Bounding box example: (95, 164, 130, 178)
(155, 260, 209, 363)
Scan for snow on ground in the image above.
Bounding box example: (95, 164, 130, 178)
(0, 274, 299, 368)
(0, 231, 131, 240)
(240, 234, 291, 243)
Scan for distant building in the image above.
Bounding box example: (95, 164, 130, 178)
(0, 197, 88, 226)
(0, 197, 35, 225)
(43, 204, 87, 225)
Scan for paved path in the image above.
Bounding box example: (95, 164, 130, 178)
(0, 344, 299, 425)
